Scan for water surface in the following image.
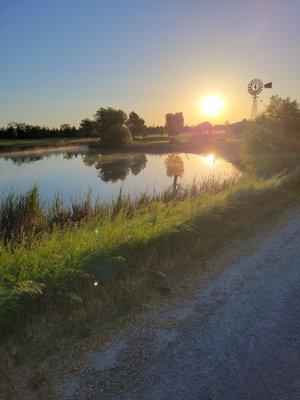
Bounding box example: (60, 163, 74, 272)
(0, 149, 240, 204)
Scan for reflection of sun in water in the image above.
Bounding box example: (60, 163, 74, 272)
(204, 154, 215, 167)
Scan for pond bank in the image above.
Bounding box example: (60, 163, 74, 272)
(0, 137, 98, 153)
(0, 134, 241, 165)
(1, 168, 299, 399)
(0, 170, 298, 335)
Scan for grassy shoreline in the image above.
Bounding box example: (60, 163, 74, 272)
(0, 137, 98, 153)
(0, 169, 299, 337)
(0, 134, 241, 164)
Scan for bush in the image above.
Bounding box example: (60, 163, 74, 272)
(104, 125, 132, 146)
(241, 96, 300, 176)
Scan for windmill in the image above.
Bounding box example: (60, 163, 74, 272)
(247, 79, 272, 120)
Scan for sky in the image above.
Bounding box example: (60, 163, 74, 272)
(0, 0, 299, 127)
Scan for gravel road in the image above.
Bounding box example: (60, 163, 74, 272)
(59, 212, 300, 400)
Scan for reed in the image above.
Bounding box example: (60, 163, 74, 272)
(0, 176, 237, 244)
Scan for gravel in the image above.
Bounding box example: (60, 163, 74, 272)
(58, 212, 300, 400)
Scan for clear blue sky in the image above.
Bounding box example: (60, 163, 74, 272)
(0, 0, 299, 127)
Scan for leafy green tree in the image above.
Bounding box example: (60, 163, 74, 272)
(104, 125, 132, 146)
(165, 112, 184, 139)
(94, 107, 127, 139)
(60, 124, 78, 137)
(264, 96, 300, 140)
(127, 111, 146, 139)
(79, 118, 94, 135)
(241, 96, 300, 176)
(146, 125, 165, 137)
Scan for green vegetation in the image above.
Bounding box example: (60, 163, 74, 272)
(165, 112, 184, 139)
(105, 125, 132, 146)
(1, 95, 299, 389)
(0, 137, 97, 153)
(93, 107, 128, 140)
(0, 107, 164, 145)
(242, 96, 300, 176)
(0, 121, 82, 140)
(1, 169, 299, 339)
(127, 111, 146, 139)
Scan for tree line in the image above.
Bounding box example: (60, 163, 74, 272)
(0, 108, 164, 142)
(0, 106, 215, 144)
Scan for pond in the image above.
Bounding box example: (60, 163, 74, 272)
(0, 148, 241, 204)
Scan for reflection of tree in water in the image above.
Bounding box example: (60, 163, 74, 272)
(3, 151, 83, 165)
(3, 154, 45, 165)
(131, 154, 147, 175)
(83, 152, 147, 182)
(99, 158, 131, 182)
(63, 152, 83, 160)
(164, 154, 184, 194)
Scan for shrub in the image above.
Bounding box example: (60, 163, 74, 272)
(104, 125, 132, 146)
(241, 96, 300, 176)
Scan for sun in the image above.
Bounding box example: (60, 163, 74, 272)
(200, 95, 224, 117)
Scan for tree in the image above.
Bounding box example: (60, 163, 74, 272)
(195, 121, 213, 135)
(165, 112, 184, 139)
(241, 96, 300, 176)
(94, 107, 127, 139)
(104, 124, 132, 146)
(60, 124, 77, 137)
(127, 111, 146, 139)
(79, 118, 94, 135)
(264, 96, 300, 140)
(145, 125, 165, 137)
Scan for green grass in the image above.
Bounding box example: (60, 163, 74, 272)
(0, 169, 299, 340)
(0, 168, 299, 400)
(0, 137, 97, 152)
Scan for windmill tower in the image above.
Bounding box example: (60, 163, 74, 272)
(247, 79, 272, 120)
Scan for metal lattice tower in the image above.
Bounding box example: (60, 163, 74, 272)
(247, 79, 263, 120)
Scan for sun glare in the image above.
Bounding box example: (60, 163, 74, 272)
(204, 154, 216, 166)
(200, 95, 224, 117)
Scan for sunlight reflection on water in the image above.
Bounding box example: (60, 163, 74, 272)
(0, 150, 241, 205)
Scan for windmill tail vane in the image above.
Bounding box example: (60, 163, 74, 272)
(247, 79, 272, 120)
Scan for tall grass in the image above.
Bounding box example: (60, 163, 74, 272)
(0, 186, 45, 243)
(0, 170, 299, 337)
(0, 176, 237, 244)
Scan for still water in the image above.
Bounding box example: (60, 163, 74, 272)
(0, 149, 240, 204)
